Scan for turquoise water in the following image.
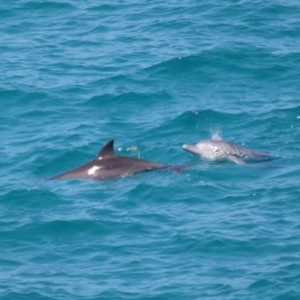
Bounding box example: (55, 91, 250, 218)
(1, 1, 300, 299)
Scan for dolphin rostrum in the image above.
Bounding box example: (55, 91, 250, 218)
(50, 140, 174, 180)
(182, 139, 271, 164)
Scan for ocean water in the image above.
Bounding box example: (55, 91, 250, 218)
(1, 1, 300, 299)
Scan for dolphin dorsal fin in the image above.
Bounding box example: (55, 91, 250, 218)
(96, 140, 116, 158)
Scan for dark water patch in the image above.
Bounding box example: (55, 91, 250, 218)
(145, 55, 209, 79)
(20, 1, 76, 11)
(247, 279, 276, 294)
(269, 105, 300, 119)
(87, 4, 119, 12)
(0, 189, 62, 208)
(0, 88, 25, 104)
(275, 292, 300, 300)
(0, 8, 16, 19)
(90, 73, 171, 96)
(1, 292, 55, 300)
(19, 91, 49, 103)
(88, 91, 170, 108)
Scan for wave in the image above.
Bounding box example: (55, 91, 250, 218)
(143, 50, 300, 84)
(19, 1, 75, 11)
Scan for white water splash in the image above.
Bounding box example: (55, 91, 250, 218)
(210, 130, 222, 141)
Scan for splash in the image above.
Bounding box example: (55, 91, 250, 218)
(210, 130, 222, 141)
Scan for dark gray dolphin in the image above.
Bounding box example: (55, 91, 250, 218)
(50, 140, 173, 180)
(182, 139, 271, 164)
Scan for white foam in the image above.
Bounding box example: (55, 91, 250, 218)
(210, 130, 222, 141)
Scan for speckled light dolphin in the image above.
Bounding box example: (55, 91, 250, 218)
(50, 140, 178, 180)
(182, 139, 271, 164)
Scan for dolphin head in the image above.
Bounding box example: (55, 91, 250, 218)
(182, 140, 227, 161)
(182, 144, 203, 156)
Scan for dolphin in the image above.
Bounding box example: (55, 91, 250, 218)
(50, 140, 175, 180)
(182, 139, 271, 164)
